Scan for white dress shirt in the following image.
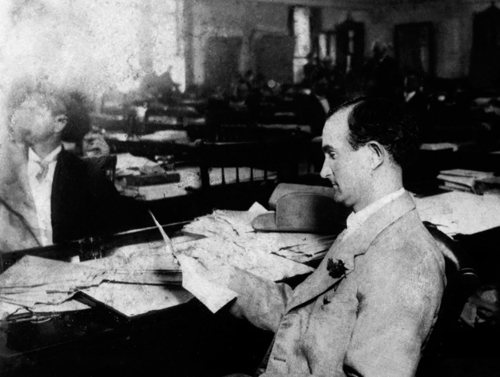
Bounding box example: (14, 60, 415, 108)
(27, 146, 62, 246)
(343, 188, 406, 239)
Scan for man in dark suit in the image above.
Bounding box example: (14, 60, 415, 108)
(8, 83, 141, 246)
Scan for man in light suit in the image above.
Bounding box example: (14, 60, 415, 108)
(202, 97, 446, 376)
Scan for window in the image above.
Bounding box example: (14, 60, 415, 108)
(2, 0, 185, 93)
(292, 6, 311, 83)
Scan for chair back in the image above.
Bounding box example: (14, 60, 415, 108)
(197, 138, 302, 189)
(82, 154, 117, 183)
(418, 222, 480, 374)
(195, 138, 304, 212)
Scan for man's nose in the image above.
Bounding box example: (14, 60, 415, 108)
(320, 161, 330, 179)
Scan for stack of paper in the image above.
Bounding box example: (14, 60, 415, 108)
(414, 190, 500, 236)
(182, 203, 335, 264)
(420, 142, 460, 152)
(437, 169, 495, 193)
(473, 176, 500, 195)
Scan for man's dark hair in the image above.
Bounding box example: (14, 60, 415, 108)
(328, 97, 419, 168)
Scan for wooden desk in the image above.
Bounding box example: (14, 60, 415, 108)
(118, 166, 276, 201)
(105, 131, 196, 162)
(0, 224, 273, 377)
(0, 299, 272, 377)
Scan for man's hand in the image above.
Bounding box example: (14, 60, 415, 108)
(177, 249, 236, 287)
(193, 253, 236, 287)
(82, 132, 110, 157)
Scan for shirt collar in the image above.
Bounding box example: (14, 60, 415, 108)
(346, 188, 406, 231)
(28, 145, 62, 164)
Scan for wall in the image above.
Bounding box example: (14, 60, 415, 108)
(368, 0, 498, 79)
(185, 0, 377, 87)
(184, 0, 500, 86)
(185, 0, 289, 86)
(329, 0, 500, 79)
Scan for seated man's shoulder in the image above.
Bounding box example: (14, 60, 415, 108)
(360, 213, 445, 285)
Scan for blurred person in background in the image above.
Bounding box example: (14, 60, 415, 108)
(5, 79, 148, 248)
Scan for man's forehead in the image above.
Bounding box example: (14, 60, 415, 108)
(17, 94, 50, 109)
(322, 106, 352, 142)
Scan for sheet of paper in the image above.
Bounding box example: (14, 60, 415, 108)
(177, 254, 237, 313)
(175, 236, 313, 282)
(414, 191, 500, 236)
(0, 241, 185, 316)
(81, 282, 192, 317)
(0, 256, 107, 312)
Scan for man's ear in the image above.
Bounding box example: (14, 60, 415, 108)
(366, 141, 385, 170)
(54, 115, 67, 133)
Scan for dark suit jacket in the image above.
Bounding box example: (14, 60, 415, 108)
(51, 150, 139, 244)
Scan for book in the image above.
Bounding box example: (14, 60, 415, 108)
(122, 183, 182, 200)
(437, 169, 496, 194)
(439, 182, 474, 193)
(438, 169, 495, 179)
(473, 177, 500, 195)
(437, 174, 476, 189)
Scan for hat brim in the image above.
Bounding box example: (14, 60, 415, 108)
(251, 212, 338, 233)
(251, 213, 280, 232)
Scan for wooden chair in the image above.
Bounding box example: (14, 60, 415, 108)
(82, 154, 117, 182)
(196, 138, 303, 211)
(417, 222, 480, 376)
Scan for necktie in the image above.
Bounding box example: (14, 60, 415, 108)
(36, 160, 49, 181)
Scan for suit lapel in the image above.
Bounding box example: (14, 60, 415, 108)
(51, 149, 77, 240)
(287, 192, 416, 311)
(51, 149, 66, 225)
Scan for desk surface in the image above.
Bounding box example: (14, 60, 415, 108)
(1, 205, 315, 376)
(0, 299, 273, 377)
(0, 221, 276, 376)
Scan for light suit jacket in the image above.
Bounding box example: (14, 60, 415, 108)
(228, 192, 446, 377)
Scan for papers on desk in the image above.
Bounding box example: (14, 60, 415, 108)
(176, 203, 318, 312)
(115, 153, 165, 177)
(1, 204, 330, 318)
(414, 191, 500, 236)
(118, 167, 201, 200)
(182, 202, 333, 265)
(115, 153, 189, 200)
(118, 166, 279, 201)
(0, 236, 192, 318)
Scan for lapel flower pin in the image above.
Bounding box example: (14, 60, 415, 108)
(327, 258, 347, 279)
